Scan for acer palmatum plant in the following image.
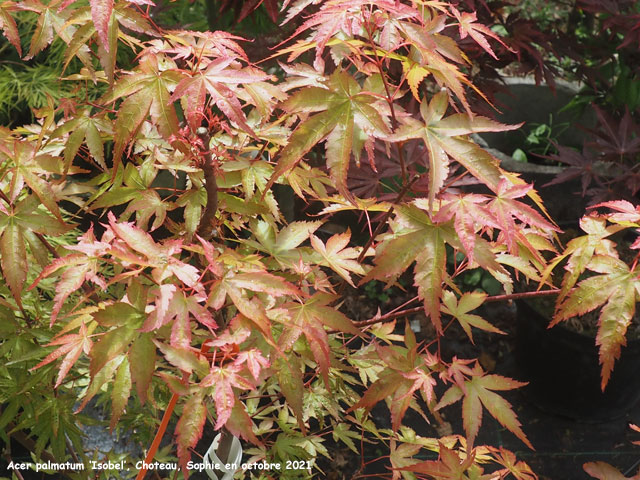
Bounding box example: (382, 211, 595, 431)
(0, 0, 586, 479)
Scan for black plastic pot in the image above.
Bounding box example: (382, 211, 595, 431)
(516, 299, 640, 421)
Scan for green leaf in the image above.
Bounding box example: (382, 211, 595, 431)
(112, 90, 153, 174)
(267, 71, 390, 195)
(0, 221, 26, 305)
(110, 355, 132, 431)
(276, 356, 306, 433)
(441, 291, 505, 343)
(129, 333, 155, 404)
(90, 325, 137, 377)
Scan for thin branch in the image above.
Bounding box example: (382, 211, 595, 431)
(353, 288, 562, 328)
(195, 127, 219, 240)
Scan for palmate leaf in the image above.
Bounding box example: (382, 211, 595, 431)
(364, 205, 449, 332)
(555, 255, 640, 389)
(310, 229, 366, 287)
(30, 322, 93, 388)
(399, 442, 476, 480)
(392, 92, 520, 207)
(437, 366, 532, 449)
(276, 292, 360, 386)
(170, 57, 269, 133)
(267, 70, 390, 197)
(441, 291, 505, 343)
(451, 8, 512, 60)
(201, 364, 254, 429)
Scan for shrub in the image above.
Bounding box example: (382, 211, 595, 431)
(1, 1, 623, 479)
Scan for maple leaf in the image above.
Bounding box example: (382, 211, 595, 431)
(392, 91, 520, 207)
(363, 205, 449, 332)
(30, 322, 94, 388)
(107, 212, 201, 287)
(0, 195, 69, 305)
(543, 144, 602, 197)
(486, 179, 559, 256)
(437, 364, 532, 449)
(490, 448, 538, 480)
(170, 57, 269, 134)
(554, 254, 640, 389)
(433, 192, 496, 263)
(584, 462, 640, 480)
(226, 402, 262, 446)
(0, 2, 21, 56)
(310, 229, 366, 287)
(176, 393, 207, 473)
(450, 7, 512, 60)
(441, 291, 504, 343)
(399, 442, 476, 479)
(51, 109, 112, 172)
(275, 293, 360, 386)
(202, 364, 255, 429)
(235, 349, 270, 381)
(267, 70, 390, 198)
(28, 234, 106, 326)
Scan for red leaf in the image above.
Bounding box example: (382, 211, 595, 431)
(176, 393, 207, 473)
(90, 0, 113, 52)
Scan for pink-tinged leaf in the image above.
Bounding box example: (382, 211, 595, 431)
(310, 230, 365, 287)
(235, 349, 269, 381)
(176, 393, 207, 473)
(91, 0, 114, 52)
(452, 9, 512, 60)
(229, 272, 300, 296)
(96, 11, 118, 85)
(0, 6, 21, 56)
(169, 75, 207, 132)
(153, 340, 208, 376)
(399, 442, 475, 477)
(90, 325, 137, 377)
(112, 91, 153, 174)
(129, 333, 155, 404)
(0, 222, 27, 306)
(31, 323, 92, 388)
(158, 372, 190, 396)
(596, 279, 636, 390)
(107, 211, 162, 259)
(492, 448, 538, 480)
(110, 356, 132, 431)
(584, 462, 640, 480)
(25, 8, 53, 59)
(226, 403, 262, 446)
(304, 321, 331, 387)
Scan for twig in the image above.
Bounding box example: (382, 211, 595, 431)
(195, 127, 219, 240)
(353, 288, 562, 328)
